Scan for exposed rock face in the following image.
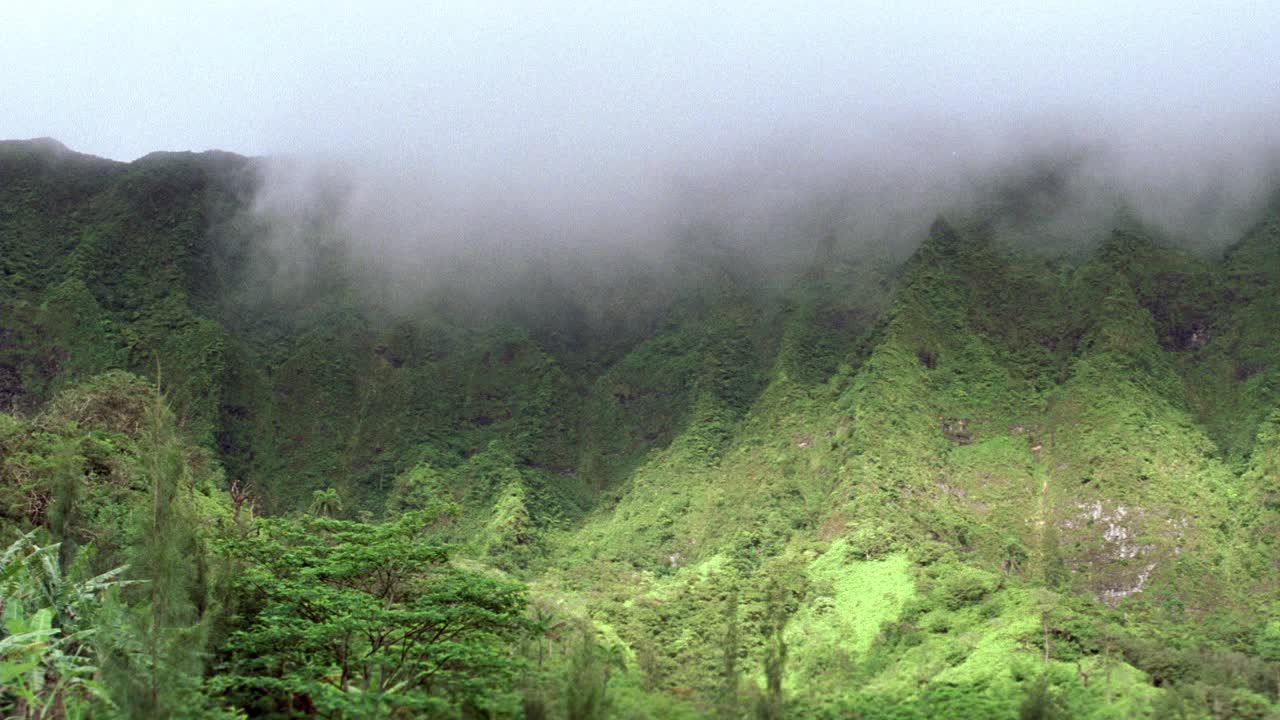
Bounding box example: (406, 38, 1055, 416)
(941, 417, 973, 445)
(1063, 500, 1186, 605)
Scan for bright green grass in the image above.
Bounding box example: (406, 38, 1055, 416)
(787, 549, 915, 691)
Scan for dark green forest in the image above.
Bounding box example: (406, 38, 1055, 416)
(2, 137, 1279, 718)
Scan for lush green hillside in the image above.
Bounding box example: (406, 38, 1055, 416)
(2, 139, 1279, 718)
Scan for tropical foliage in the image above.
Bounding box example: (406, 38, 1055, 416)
(2, 138, 1280, 717)
(213, 510, 530, 718)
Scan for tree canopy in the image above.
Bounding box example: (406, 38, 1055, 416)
(212, 509, 531, 718)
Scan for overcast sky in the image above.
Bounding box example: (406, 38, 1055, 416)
(5, 2, 1280, 270)
(5, 1, 1277, 161)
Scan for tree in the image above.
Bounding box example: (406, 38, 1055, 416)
(755, 583, 789, 720)
(97, 385, 216, 719)
(717, 589, 741, 720)
(212, 508, 531, 718)
(565, 625, 626, 720)
(1018, 674, 1066, 720)
(307, 487, 343, 518)
(1039, 521, 1069, 590)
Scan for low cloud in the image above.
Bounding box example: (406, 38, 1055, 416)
(36, 3, 1266, 305)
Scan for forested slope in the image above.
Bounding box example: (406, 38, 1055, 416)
(2, 139, 1279, 718)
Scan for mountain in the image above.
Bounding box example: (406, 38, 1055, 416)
(2, 138, 1278, 718)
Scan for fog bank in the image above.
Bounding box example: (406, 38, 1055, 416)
(7, 3, 1280, 295)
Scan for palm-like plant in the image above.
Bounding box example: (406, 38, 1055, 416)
(307, 487, 343, 518)
(1, 530, 135, 719)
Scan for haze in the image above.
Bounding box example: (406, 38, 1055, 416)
(6, 2, 1280, 291)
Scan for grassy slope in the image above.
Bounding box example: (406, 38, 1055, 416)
(542, 217, 1280, 717)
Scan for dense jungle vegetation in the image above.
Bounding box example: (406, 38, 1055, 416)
(2, 137, 1279, 718)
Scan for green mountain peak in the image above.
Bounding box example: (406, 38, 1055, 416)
(3, 142, 1279, 718)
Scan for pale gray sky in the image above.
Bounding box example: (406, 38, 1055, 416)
(5, 1, 1280, 273)
(6, 1, 1278, 162)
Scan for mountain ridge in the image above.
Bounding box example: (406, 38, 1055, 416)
(2, 138, 1279, 717)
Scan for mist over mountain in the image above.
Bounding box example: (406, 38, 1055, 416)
(5, 128, 1280, 716)
(5, 4, 1280, 719)
(246, 124, 1280, 310)
(8, 3, 1280, 299)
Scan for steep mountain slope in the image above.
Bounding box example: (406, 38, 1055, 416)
(535, 215, 1280, 717)
(0, 140, 596, 516)
(2, 140, 1279, 718)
